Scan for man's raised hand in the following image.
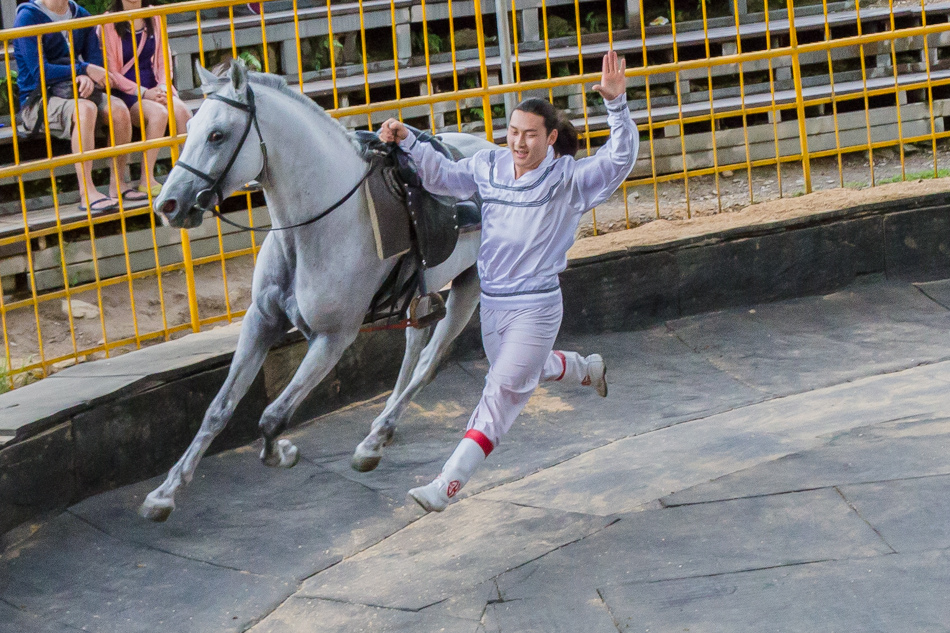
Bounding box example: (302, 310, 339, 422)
(592, 50, 627, 102)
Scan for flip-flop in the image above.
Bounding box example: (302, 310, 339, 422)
(122, 189, 150, 204)
(137, 182, 162, 196)
(78, 197, 119, 213)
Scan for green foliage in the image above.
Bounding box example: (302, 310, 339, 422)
(75, 0, 113, 15)
(0, 360, 10, 395)
(546, 15, 574, 39)
(876, 167, 950, 184)
(0, 70, 19, 117)
(584, 11, 608, 34)
(553, 62, 572, 78)
(313, 36, 343, 71)
(239, 51, 262, 72)
(411, 32, 443, 56)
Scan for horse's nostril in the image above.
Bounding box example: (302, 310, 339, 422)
(161, 199, 177, 216)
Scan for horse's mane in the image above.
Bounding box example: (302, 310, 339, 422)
(245, 72, 359, 153)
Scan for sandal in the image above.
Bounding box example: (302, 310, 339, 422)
(121, 189, 150, 204)
(78, 197, 119, 213)
(137, 182, 162, 196)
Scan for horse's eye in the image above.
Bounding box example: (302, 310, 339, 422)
(208, 131, 224, 143)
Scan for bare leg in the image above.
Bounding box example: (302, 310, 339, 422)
(172, 95, 192, 135)
(72, 100, 109, 207)
(139, 304, 288, 521)
(100, 97, 132, 198)
(130, 99, 168, 190)
(352, 266, 481, 471)
(259, 328, 360, 467)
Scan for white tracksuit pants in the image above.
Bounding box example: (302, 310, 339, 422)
(466, 303, 592, 447)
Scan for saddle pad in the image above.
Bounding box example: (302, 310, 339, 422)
(365, 168, 412, 260)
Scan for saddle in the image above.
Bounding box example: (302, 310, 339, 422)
(354, 127, 482, 328)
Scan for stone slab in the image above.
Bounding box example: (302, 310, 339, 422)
(0, 513, 291, 633)
(884, 206, 950, 281)
(495, 488, 891, 602)
(482, 594, 618, 633)
(598, 550, 950, 632)
(478, 361, 950, 515)
(419, 580, 499, 622)
(560, 250, 679, 333)
(0, 424, 75, 536)
(668, 280, 950, 397)
(249, 596, 481, 633)
(0, 375, 130, 436)
(675, 219, 883, 317)
(840, 474, 950, 554)
(0, 601, 76, 633)
(915, 277, 950, 309)
(70, 447, 409, 581)
(298, 499, 613, 611)
(663, 415, 950, 506)
(554, 328, 767, 428)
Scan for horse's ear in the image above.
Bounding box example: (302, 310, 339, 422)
(195, 61, 225, 94)
(229, 58, 248, 92)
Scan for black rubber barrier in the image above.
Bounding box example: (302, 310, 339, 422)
(2, 191, 949, 537)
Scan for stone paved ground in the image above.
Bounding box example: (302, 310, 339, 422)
(3, 276, 950, 632)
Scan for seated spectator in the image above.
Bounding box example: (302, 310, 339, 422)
(99, 0, 191, 197)
(13, 0, 144, 212)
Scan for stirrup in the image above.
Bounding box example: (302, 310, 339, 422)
(409, 292, 446, 328)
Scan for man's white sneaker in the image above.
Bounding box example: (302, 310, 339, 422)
(408, 477, 451, 512)
(584, 353, 607, 397)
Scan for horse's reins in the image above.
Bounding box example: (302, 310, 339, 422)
(176, 84, 373, 233)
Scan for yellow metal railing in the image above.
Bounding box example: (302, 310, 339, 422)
(1, 0, 949, 389)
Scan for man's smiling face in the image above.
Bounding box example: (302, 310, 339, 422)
(506, 109, 557, 178)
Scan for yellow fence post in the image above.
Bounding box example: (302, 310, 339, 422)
(159, 15, 200, 332)
(472, 0, 495, 142)
(788, 0, 812, 193)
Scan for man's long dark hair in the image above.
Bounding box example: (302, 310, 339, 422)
(512, 97, 579, 158)
(111, 0, 155, 39)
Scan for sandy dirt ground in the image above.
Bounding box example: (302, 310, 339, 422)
(4, 147, 950, 386)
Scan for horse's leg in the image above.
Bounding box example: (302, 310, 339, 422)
(259, 329, 359, 466)
(379, 325, 432, 438)
(352, 266, 480, 471)
(139, 305, 287, 522)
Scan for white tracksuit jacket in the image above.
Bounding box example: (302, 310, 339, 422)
(398, 93, 639, 309)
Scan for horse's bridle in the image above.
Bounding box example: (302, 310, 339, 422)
(175, 84, 372, 233)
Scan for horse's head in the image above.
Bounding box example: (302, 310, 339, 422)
(155, 60, 265, 229)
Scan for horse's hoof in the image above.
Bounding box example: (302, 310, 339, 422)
(278, 439, 300, 468)
(139, 495, 174, 522)
(351, 452, 381, 472)
(262, 439, 300, 468)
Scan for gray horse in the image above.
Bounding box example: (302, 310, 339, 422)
(142, 60, 491, 522)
